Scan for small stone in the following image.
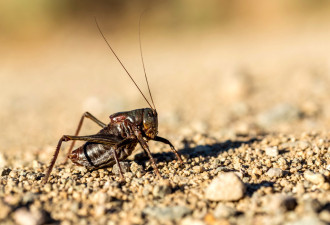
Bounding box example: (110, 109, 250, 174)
(143, 206, 192, 220)
(288, 215, 326, 225)
(112, 162, 130, 175)
(130, 162, 143, 174)
(9, 170, 18, 178)
(0, 201, 11, 219)
(181, 217, 206, 225)
(0, 152, 7, 167)
(94, 205, 106, 217)
(265, 146, 279, 157)
(153, 180, 172, 198)
(326, 164, 330, 171)
(304, 170, 325, 184)
(193, 166, 204, 173)
(13, 208, 45, 225)
(301, 199, 322, 213)
(297, 141, 311, 151)
(1, 167, 11, 176)
(213, 203, 236, 218)
(32, 160, 42, 169)
(319, 210, 330, 224)
(267, 168, 283, 178)
(262, 194, 297, 213)
(205, 172, 245, 201)
(257, 103, 301, 127)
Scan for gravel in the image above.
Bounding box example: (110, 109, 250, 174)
(0, 131, 329, 225)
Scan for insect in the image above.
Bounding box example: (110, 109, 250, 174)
(42, 17, 183, 184)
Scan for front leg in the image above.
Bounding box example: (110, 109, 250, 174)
(154, 136, 184, 165)
(134, 132, 161, 178)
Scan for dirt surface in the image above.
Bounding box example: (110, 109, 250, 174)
(1, 20, 330, 224)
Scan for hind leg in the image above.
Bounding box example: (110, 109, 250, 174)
(65, 112, 106, 162)
(43, 134, 120, 184)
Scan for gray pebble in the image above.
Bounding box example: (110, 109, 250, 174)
(213, 203, 236, 218)
(267, 168, 283, 178)
(257, 103, 301, 127)
(262, 194, 297, 214)
(153, 180, 172, 198)
(112, 161, 130, 175)
(143, 206, 192, 220)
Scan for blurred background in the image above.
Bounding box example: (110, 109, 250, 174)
(1, 0, 330, 154)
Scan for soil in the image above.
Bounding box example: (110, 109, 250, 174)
(0, 21, 330, 225)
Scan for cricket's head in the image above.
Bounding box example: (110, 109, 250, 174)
(142, 108, 158, 139)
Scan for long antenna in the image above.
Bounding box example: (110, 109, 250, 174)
(94, 17, 154, 110)
(139, 10, 156, 110)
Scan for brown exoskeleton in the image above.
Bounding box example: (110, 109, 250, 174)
(42, 18, 183, 184)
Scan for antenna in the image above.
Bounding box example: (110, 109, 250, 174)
(94, 17, 154, 110)
(139, 10, 156, 110)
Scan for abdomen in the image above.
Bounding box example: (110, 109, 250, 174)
(68, 141, 138, 169)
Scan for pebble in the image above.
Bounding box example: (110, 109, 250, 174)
(304, 170, 325, 184)
(297, 141, 311, 151)
(213, 203, 236, 218)
(262, 194, 297, 213)
(143, 206, 192, 220)
(112, 161, 130, 175)
(205, 172, 245, 201)
(152, 180, 172, 198)
(288, 215, 327, 225)
(1, 167, 11, 176)
(0, 201, 11, 219)
(193, 166, 204, 173)
(257, 103, 301, 127)
(0, 152, 7, 167)
(13, 208, 45, 225)
(267, 168, 283, 178)
(265, 146, 279, 157)
(181, 218, 206, 225)
(130, 161, 143, 174)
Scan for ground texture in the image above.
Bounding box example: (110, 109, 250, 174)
(1, 22, 330, 225)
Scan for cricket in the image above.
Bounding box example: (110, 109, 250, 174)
(42, 17, 183, 184)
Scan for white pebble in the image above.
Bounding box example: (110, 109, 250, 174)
(304, 170, 325, 185)
(205, 172, 245, 201)
(267, 168, 283, 178)
(265, 146, 279, 157)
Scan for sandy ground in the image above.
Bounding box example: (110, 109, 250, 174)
(0, 20, 330, 224)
